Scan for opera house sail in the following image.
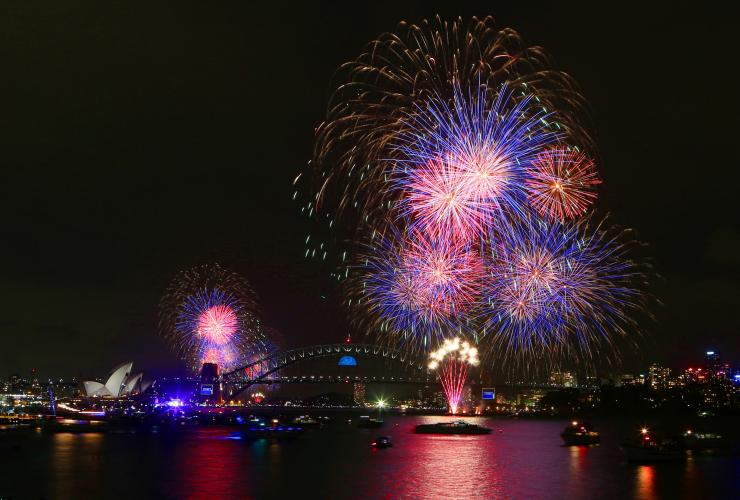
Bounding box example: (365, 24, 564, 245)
(83, 362, 151, 397)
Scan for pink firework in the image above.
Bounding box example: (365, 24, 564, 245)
(405, 150, 512, 241)
(402, 228, 484, 319)
(428, 337, 479, 414)
(199, 344, 237, 368)
(525, 148, 601, 222)
(197, 304, 238, 346)
(454, 146, 513, 202)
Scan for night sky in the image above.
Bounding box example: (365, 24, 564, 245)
(1, 2, 737, 378)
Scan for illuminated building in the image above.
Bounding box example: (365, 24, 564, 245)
(704, 350, 731, 379)
(648, 363, 671, 390)
(83, 362, 151, 398)
(684, 367, 706, 383)
(705, 350, 720, 372)
(464, 386, 474, 412)
(549, 371, 575, 388)
(353, 382, 366, 406)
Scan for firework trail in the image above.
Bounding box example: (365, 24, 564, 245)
(428, 337, 479, 414)
(159, 264, 268, 373)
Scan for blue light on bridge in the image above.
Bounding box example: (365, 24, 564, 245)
(338, 355, 358, 367)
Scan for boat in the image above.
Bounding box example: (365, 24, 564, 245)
(292, 415, 321, 428)
(415, 420, 492, 435)
(357, 416, 385, 428)
(619, 428, 685, 462)
(561, 421, 600, 446)
(681, 429, 730, 453)
(372, 436, 393, 449)
(241, 425, 304, 439)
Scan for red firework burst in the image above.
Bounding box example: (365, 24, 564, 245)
(525, 148, 601, 222)
(197, 304, 238, 346)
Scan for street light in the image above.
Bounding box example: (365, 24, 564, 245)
(376, 398, 386, 419)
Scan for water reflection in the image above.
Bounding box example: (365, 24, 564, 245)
(364, 416, 504, 498)
(568, 444, 589, 470)
(52, 433, 103, 499)
(0, 417, 735, 499)
(634, 465, 656, 499)
(566, 444, 590, 494)
(170, 428, 253, 500)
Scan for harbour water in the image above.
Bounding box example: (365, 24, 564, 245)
(1, 415, 738, 499)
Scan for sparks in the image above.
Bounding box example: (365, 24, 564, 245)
(428, 337, 479, 414)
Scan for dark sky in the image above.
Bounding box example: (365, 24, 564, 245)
(1, 1, 737, 379)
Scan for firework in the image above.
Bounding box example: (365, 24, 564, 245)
(480, 214, 650, 372)
(306, 16, 593, 267)
(302, 16, 652, 377)
(350, 223, 483, 351)
(428, 337, 479, 414)
(159, 264, 266, 373)
(525, 147, 601, 222)
(396, 83, 559, 240)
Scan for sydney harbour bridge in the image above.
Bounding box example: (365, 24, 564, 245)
(218, 342, 432, 398)
(205, 341, 548, 400)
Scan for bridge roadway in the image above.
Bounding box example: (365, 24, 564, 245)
(229, 375, 576, 391)
(244, 375, 433, 385)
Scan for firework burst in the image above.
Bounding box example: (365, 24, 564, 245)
(480, 214, 651, 372)
(159, 264, 267, 373)
(396, 84, 560, 240)
(304, 16, 593, 269)
(350, 223, 483, 352)
(428, 337, 479, 414)
(301, 16, 652, 376)
(525, 147, 601, 222)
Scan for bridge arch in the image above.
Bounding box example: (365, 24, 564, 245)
(221, 343, 427, 393)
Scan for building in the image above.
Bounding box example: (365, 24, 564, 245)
(648, 363, 671, 390)
(619, 373, 646, 386)
(83, 362, 151, 398)
(705, 351, 720, 372)
(549, 371, 575, 388)
(352, 382, 366, 406)
(704, 351, 732, 379)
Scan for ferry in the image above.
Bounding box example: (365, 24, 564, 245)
(561, 421, 600, 446)
(415, 420, 492, 435)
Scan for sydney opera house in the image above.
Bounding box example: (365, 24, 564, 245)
(83, 362, 152, 398)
